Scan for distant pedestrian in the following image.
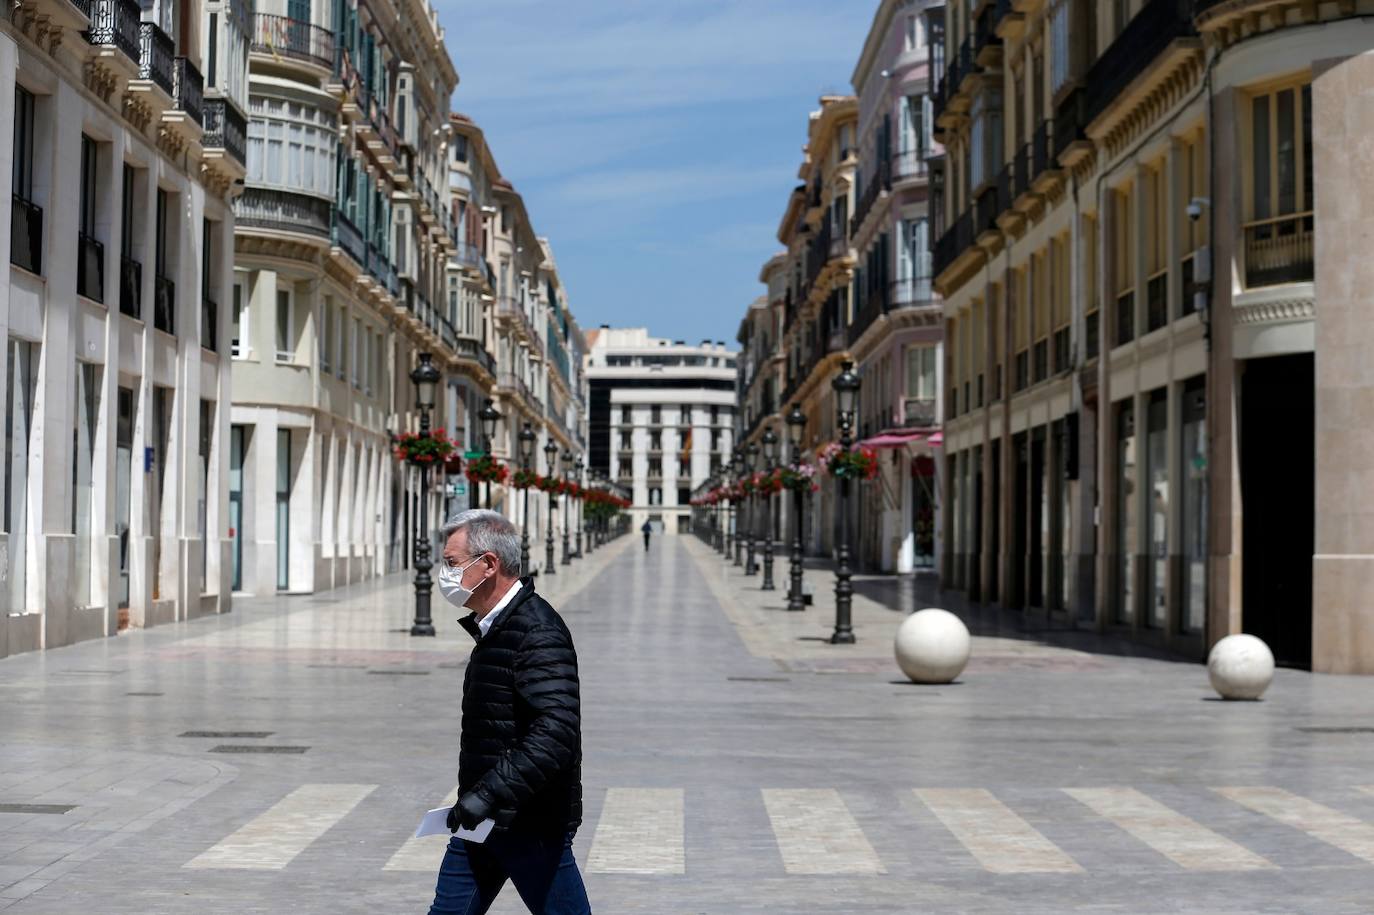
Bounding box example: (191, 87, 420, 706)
(641, 520, 653, 552)
(430, 509, 589, 915)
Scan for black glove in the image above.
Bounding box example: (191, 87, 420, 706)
(447, 792, 488, 832)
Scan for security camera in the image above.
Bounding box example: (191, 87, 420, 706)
(1187, 197, 1210, 222)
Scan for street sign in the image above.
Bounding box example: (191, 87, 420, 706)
(463, 451, 484, 459)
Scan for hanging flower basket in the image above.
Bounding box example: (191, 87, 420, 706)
(819, 442, 879, 481)
(752, 469, 785, 496)
(465, 454, 509, 485)
(536, 474, 564, 494)
(779, 461, 821, 493)
(511, 468, 540, 490)
(394, 429, 457, 467)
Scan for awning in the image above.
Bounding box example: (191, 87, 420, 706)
(927, 432, 943, 447)
(861, 431, 927, 449)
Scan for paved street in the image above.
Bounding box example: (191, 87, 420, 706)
(3, 535, 1374, 913)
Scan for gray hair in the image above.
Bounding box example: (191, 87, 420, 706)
(439, 509, 523, 576)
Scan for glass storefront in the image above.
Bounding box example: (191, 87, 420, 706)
(1180, 378, 1207, 633)
(1116, 401, 1136, 624)
(1146, 391, 1168, 629)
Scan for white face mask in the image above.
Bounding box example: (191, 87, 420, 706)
(438, 557, 488, 609)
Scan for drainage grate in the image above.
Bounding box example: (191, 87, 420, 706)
(126, 692, 163, 697)
(208, 745, 309, 754)
(1297, 727, 1374, 734)
(180, 731, 274, 739)
(368, 670, 429, 676)
(726, 676, 791, 683)
(0, 804, 76, 815)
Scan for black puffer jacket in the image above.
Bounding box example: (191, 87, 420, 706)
(456, 578, 582, 837)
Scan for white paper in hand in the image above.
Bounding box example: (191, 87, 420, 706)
(414, 806, 495, 843)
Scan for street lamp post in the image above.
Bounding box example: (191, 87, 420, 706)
(830, 361, 861, 644)
(544, 439, 559, 576)
(760, 427, 778, 591)
(731, 450, 744, 566)
(587, 470, 599, 553)
(786, 404, 807, 612)
(478, 398, 501, 510)
(560, 450, 573, 566)
(574, 458, 585, 558)
(744, 442, 759, 576)
(409, 353, 442, 637)
(518, 422, 536, 576)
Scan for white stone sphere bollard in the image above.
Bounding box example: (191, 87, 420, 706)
(894, 608, 971, 684)
(1207, 634, 1275, 700)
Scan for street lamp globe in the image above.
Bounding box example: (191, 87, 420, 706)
(731, 449, 744, 477)
(761, 427, 779, 468)
(478, 398, 501, 452)
(543, 438, 559, 473)
(745, 441, 759, 472)
(410, 353, 441, 411)
(518, 421, 536, 470)
(562, 450, 573, 475)
(786, 404, 806, 453)
(832, 361, 861, 430)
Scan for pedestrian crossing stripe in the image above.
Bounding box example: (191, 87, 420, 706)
(185, 784, 1374, 876)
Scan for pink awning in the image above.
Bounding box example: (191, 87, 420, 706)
(861, 431, 926, 449)
(926, 432, 943, 447)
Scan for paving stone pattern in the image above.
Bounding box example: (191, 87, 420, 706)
(3, 534, 1374, 912)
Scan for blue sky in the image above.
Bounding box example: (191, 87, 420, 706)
(434, 0, 872, 345)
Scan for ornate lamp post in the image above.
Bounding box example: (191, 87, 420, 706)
(574, 458, 585, 558)
(518, 422, 536, 576)
(730, 450, 744, 565)
(478, 398, 501, 510)
(760, 427, 778, 591)
(744, 442, 759, 576)
(543, 439, 559, 576)
(409, 353, 442, 637)
(830, 361, 861, 644)
(785, 404, 807, 612)
(560, 450, 573, 565)
(587, 469, 599, 553)
(715, 475, 725, 553)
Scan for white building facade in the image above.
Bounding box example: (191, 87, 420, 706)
(2, 0, 247, 657)
(586, 328, 736, 535)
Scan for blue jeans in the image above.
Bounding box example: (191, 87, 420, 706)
(428, 831, 591, 915)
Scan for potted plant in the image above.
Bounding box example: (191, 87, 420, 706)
(465, 454, 509, 486)
(394, 428, 457, 466)
(818, 442, 879, 481)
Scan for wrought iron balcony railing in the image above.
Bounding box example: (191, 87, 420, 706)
(251, 13, 334, 69)
(85, 0, 140, 63)
(10, 195, 42, 275)
(77, 232, 104, 302)
(138, 22, 175, 96)
(173, 56, 203, 124)
(202, 98, 247, 167)
(236, 187, 332, 239)
(1244, 212, 1313, 288)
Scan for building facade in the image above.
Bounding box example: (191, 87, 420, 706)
(931, 0, 1373, 670)
(2, 0, 247, 657)
(849, 0, 945, 573)
(586, 328, 736, 535)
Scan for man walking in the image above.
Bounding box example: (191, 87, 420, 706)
(430, 509, 590, 915)
(641, 520, 653, 552)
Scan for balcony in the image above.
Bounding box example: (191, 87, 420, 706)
(120, 256, 141, 318)
(933, 209, 973, 278)
(449, 336, 497, 377)
(1244, 212, 1313, 288)
(1030, 119, 1056, 187)
(455, 243, 493, 287)
(172, 56, 203, 125)
(137, 22, 175, 97)
(498, 372, 537, 413)
(1115, 290, 1135, 346)
(806, 217, 833, 288)
(975, 181, 1004, 240)
(202, 98, 247, 168)
(1146, 270, 1168, 332)
(890, 277, 934, 309)
(974, 1, 1003, 66)
(154, 275, 175, 335)
(1083, 0, 1195, 127)
(496, 296, 539, 348)
(903, 397, 937, 427)
(77, 232, 104, 302)
(202, 296, 217, 352)
(85, 0, 140, 66)
(330, 208, 365, 264)
(1033, 339, 1048, 383)
(892, 150, 929, 185)
(236, 187, 332, 240)
(851, 158, 890, 236)
(250, 13, 334, 70)
(10, 196, 42, 275)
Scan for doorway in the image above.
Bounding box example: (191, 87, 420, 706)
(115, 386, 135, 612)
(1240, 353, 1313, 668)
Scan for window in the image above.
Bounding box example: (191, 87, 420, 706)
(648, 487, 662, 506)
(648, 459, 662, 478)
(351, 317, 362, 387)
(677, 487, 690, 506)
(5, 339, 38, 613)
(199, 399, 213, 588)
(650, 405, 661, 425)
(678, 459, 689, 478)
(78, 135, 103, 302)
(710, 405, 719, 424)
(246, 97, 337, 198)
(154, 190, 174, 334)
(1246, 83, 1313, 287)
(905, 346, 937, 400)
(453, 134, 468, 162)
(202, 219, 217, 352)
(1115, 401, 1136, 624)
(1113, 183, 1135, 345)
(680, 405, 692, 424)
(277, 429, 291, 591)
(231, 280, 248, 358)
(12, 87, 35, 201)
(650, 432, 661, 452)
(1179, 378, 1207, 634)
(336, 303, 347, 379)
(320, 296, 332, 371)
(619, 432, 631, 451)
(904, 13, 924, 51)
(275, 288, 293, 361)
